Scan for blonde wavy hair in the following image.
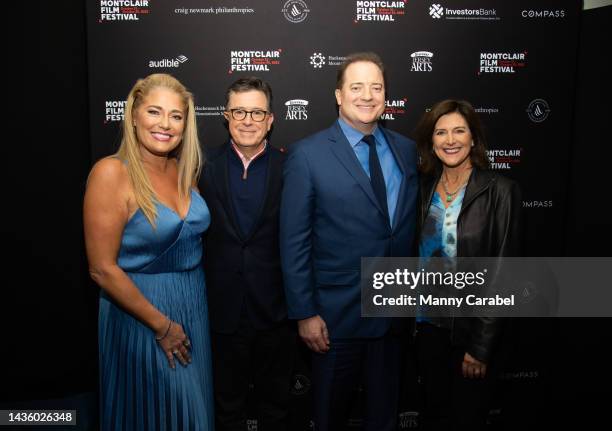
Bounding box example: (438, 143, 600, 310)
(116, 73, 202, 226)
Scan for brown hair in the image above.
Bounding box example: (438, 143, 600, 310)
(414, 99, 489, 175)
(225, 76, 274, 112)
(336, 52, 386, 90)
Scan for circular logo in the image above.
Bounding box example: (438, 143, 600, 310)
(310, 52, 325, 69)
(290, 373, 311, 395)
(526, 99, 550, 123)
(282, 0, 310, 23)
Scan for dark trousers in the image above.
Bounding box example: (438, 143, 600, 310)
(416, 322, 492, 431)
(211, 319, 296, 431)
(311, 332, 401, 431)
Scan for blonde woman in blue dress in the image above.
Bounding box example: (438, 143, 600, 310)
(84, 73, 213, 430)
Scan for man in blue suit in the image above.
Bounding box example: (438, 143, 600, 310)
(280, 52, 418, 431)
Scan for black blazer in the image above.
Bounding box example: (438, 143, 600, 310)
(419, 168, 522, 362)
(199, 143, 287, 334)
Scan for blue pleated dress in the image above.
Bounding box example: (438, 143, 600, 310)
(98, 190, 214, 430)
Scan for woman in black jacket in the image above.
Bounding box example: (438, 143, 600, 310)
(413, 99, 522, 430)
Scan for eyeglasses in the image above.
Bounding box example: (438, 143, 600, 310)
(226, 108, 269, 122)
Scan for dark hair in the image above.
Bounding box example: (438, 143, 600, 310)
(414, 99, 490, 175)
(225, 76, 274, 112)
(336, 52, 386, 90)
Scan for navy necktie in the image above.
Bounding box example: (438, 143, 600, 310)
(362, 134, 389, 221)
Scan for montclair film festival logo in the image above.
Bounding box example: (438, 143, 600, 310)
(479, 52, 527, 74)
(356, 1, 406, 22)
(99, 0, 150, 21)
(105, 100, 126, 122)
(381, 99, 407, 120)
(229, 50, 282, 73)
(487, 148, 521, 170)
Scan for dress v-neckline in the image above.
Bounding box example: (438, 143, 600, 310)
(156, 189, 195, 222)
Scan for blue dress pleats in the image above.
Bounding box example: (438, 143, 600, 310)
(98, 190, 214, 430)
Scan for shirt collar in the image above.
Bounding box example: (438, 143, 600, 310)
(230, 140, 267, 164)
(337, 117, 385, 148)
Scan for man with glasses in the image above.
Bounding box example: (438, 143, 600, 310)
(280, 52, 418, 430)
(200, 77, 295, 431)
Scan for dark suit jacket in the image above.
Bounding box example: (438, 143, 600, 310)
(280, 122, 419, 339)
(200, 143, 287, 334)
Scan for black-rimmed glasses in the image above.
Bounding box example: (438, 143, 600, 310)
(226, 108, 269, 122)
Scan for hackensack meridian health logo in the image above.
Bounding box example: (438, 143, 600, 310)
(309, 52, 347, 69)
(99, 0, 151, 21)
(282, 0, 310, 23)
(310, 53, 325, 68)
(356, 1, 406, 22)
(229, 50, 282, 73)
(285, 99, 309, 120)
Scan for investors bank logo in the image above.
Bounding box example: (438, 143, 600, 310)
(429, 4, 443, 18)
(356, 1, 406, 22)
(149, 55, 188, 68)
(285, 99, 309, 120)
(410, 51, 433, 72)
(282, 0, 310, 23)
(479, 52, 527, 74)
(99, 0, 150, 22)
(527, 99, 550, 122)
(429, 3, 499, 21)
(229, 49, 282, 73)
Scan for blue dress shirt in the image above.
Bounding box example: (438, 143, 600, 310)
(337, 118, 403, 227)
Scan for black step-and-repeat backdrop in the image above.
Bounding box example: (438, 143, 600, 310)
(86, 1, 580, 429)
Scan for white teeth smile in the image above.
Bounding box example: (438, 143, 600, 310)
(444, 148, 461, 154)
(152, 132, 172, 141)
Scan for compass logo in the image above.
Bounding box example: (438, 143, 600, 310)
(310, 52, 325, 68)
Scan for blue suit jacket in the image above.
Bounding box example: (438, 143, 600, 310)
(280, 121, 418, 338)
